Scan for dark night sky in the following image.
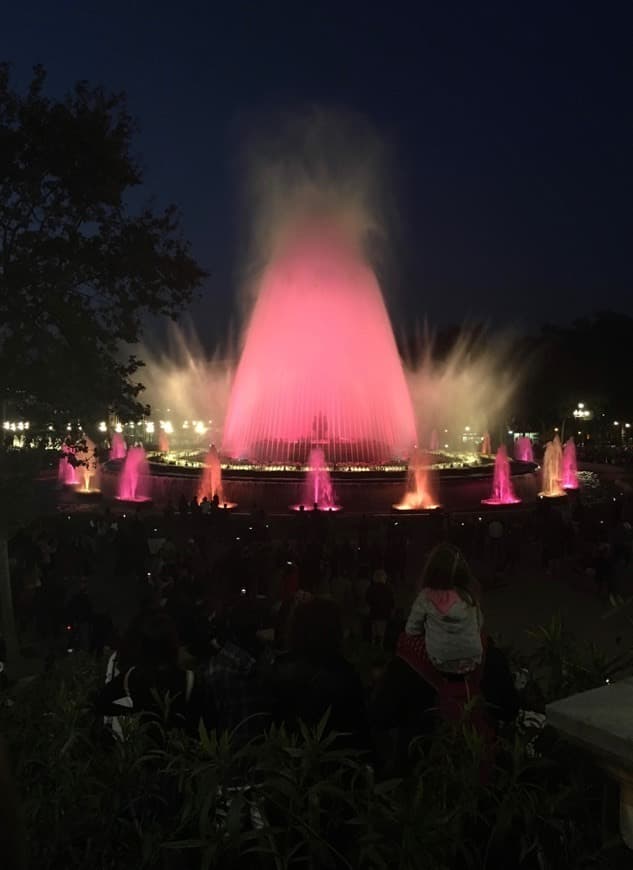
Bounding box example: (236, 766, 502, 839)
(2, 1, 632, 341)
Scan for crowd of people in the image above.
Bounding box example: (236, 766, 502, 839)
(4, 483, 633, 774)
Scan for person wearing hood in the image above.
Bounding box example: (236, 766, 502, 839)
(404, 543, 482, 675)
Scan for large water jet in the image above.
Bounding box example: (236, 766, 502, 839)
(481, 444, 521, 505)
(110, 432, 127, 460)
(58, 444, 79, 486)
(394, 447, 440, 510)
(158, 430, 169, 453)
(198, 444, 224, 503)
(514, 436, 534, 463)
(77, 437, 100, 493)
(223, 221, 416, 464)
(562, 437, 579, 490)
(291, 447, 340, 511)
(117, 445, 151, 502)
(539, 436, 565, 498)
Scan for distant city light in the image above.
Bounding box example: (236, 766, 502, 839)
(163, 421, 174, 435)
(145, 421, 155, 434)
(115, 423, 123, 433)
(614, 421, 619, 426)
(194, 421, 207, 435)
(578, 402, 585, 409)
(98, 421, 107, 432)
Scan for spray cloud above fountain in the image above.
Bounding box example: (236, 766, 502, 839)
(222, 113, 416, 465)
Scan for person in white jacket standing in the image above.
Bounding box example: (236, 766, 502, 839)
(406, 543, 483, 675)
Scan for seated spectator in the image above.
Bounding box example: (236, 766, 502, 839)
(405, 543, 483, 674)
(270, 598, 371, 751)
(96, 610, 207, 736)
(373, 546, 518, 774)
(205, 602, 272, 743)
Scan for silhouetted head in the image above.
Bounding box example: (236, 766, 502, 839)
(225, 601, 262, 655)
(136, 610, 180, 669)
(421, 543, 477, 604)
(288, 598, 343, 661)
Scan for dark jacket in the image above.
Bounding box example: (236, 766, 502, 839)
(270, 652, 371, 751)
(96, 665, 208, 735)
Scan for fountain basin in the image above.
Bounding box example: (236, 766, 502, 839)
(289, 504, 342, 512)
(481, 496, 521, 506)
(392, 503, 441, 512)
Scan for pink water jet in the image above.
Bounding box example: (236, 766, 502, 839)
(394, 447, 440, 510)
(291, 447, 340, 511)
(480, 432, 492, 455)
(110, 432, 127, 460)
(198, 444, 224, 503)
(539, 435, 565, 498)
(158, 430, 169, 453)
(481, 445, 521, 505)
(222, 222, 417, 464)
(58, 444, 79, 486)
(514, 436, 534, 463)
(117, 445, 151, 502)
(562, 437, 579, 490)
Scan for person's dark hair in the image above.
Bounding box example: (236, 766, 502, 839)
(288, 599, 343, 660)
(225, 601, 262, 654)
(136, 610, 180, 669)
(421, 543, 478, 605)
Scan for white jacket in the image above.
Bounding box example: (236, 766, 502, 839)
(406, 588, 483, 667)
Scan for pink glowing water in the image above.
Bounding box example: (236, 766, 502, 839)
(117, 445, 151, 502)
(110, 432, 127, 460)
(480, 432, 492, 455)
(292, 447, 340, 511)
(429, 429, 440, 451)
(222, 224, 417, 464)
(540, 435, 565, 498)
(198, 444, 224, 503)
(562, 437, 579, 490)
(514, 436, 534, 463)
(395, 447, 440, 510)
(58, 444, 79, 485)
(482, 444, 521, 505)
(158, 430, 169, 453)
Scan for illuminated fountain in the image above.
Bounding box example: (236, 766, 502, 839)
(562, 437, 579, 490)
(197, 444, 236, 508)
(222, 221, 416, 464)
(117, 445, 151, 502)
(480, 432, 492, 455)
(291, 447, 340, 511)
(77, 437, 100, 494)
(58, 444, 79, 486)
(110, 432, 127, 460)
(158, 430, 169, 453)
(481, 444, 521, 505)
(539, 435, 565, 498)
(514, 436, 534, 463)
(394, 447, 440, 510)
(429, 429, 439, 451)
